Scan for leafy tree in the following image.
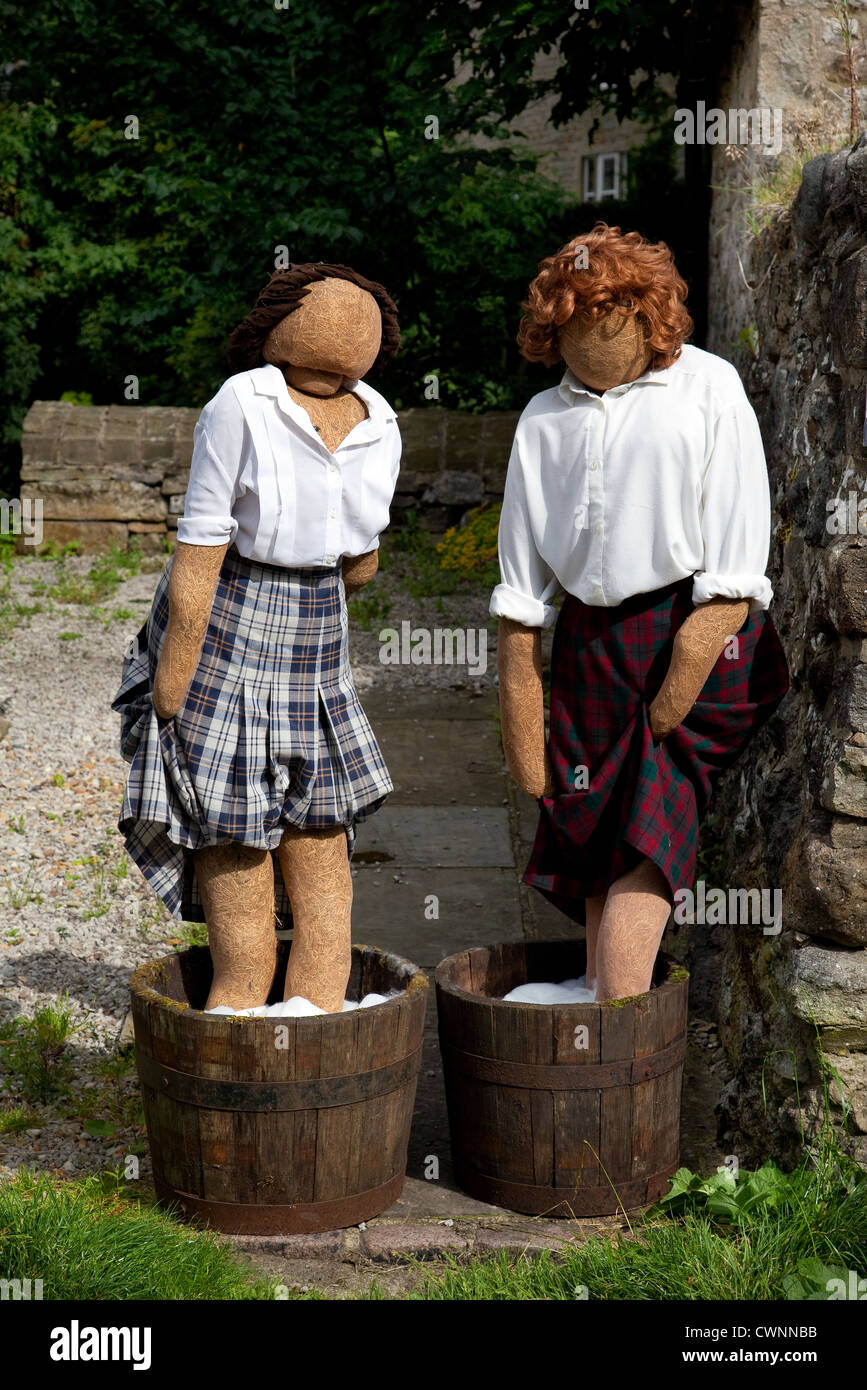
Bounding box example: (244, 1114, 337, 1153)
(0, 0, 727, 489)
(430, 0, 738, 340)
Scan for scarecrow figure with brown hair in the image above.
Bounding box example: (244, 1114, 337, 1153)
(492, 224, 789, 1002)
(113, 263, 401, 1013)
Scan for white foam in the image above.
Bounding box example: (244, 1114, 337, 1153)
(502, 974, 597, 1004)
(204, 989, 401, 1018)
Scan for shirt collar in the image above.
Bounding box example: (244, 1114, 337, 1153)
(250, 364, 397, 438)
(557, 362, 671, 403)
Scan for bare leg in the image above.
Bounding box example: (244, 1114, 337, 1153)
(594, 856, 671, 1002)
(584, 893, 605, 994)
(278, 824, 352, 1014)
(197, 843, 276, 1010)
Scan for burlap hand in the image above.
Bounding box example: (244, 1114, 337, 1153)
(648, 596, 749, 740)
(152, 542, 229, 719)
(497, 617, 555, 800)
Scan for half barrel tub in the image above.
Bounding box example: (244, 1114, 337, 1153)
(130, 941, 428, 1234)
(435, 940, 688, 1217)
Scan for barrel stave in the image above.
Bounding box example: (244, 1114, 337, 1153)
(131, 944, 427, 1233)
(436, 943, 689, 1217)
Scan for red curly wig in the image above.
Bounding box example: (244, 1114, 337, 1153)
(517, 223, 693, 370)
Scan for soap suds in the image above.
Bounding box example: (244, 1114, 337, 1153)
(204, 989, 402, 1018)
(501, 975, 597, 1004)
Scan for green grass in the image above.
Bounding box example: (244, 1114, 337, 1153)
(29, 539, 148, 606)
(415, 1148, 867, 1300)
(0, 533, 26, 642)
(0, 993, 80, 1103)
(348, 591, 393, 631)
(4, 865, 44, 910)
(71, 1043, 146, 1139)
(70, 832, 130, 921)
(165, 918, 210, 949)
(711, 115, 853, 242)
(0, 1170, 278, 1300)
(0, 1106, 39, 1135)
(0, 538, 153, 644)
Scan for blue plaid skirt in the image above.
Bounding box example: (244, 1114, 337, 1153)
(112, 548, 392, 924)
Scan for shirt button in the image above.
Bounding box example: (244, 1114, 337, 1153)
(589, 461, 600, 470)
(324, 555, 336, 564)
(330, 464, 338, 473)
(593, 525, 603, 536)
(329, 509, 336, 519)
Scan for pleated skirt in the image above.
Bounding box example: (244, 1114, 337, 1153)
(112, 547, 392, 924)
(524, 577, 790, 923)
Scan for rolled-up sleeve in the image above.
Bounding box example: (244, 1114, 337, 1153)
(176, 387, 244, 547)
(692, 393, 774, 612)
(490, 430, 561, 629)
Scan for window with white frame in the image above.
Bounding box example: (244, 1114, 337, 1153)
(582, 151, 628, 202)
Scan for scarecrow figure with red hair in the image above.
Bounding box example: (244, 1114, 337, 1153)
(492, 224, 789, 1002)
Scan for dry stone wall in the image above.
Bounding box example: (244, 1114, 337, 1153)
(18, 403, 520, 552)
(705, 136, 867, 1164)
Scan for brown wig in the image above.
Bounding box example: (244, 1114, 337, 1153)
(226, 262, 401, 375)
(517, 223, 693, 371)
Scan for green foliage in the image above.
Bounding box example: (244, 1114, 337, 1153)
(781, 1257, 856, 1300)
(0, 1105, 39, 1135)
(437, 502, 502, 589)
(735, 323, 760, 359)
(648, 1160, 793, 1223)
(418, 1152, 867, 1300)
(0, 993, 80, 1103)
(168, 919, 209, 950)
(381, 512, 465, 601)
(29, 539, 145, 605)
(4, 864, 44, 910)
(0, 1169, 278, 1300)
(348, 591, 393, 631)
(0, 0, 725, 496)
(427, 0, 706, 132)
(0, 0, 594, 492)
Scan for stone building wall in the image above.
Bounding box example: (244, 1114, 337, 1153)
(18, 402, 519, 552)
(463, 46, 680, 198)
(703, 137, 867, 1164)
(707, 0, 867, 360)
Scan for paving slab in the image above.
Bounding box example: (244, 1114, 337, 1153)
(351, 865, 524, 967)
(513, 788, 589, 940)
(374, 1175, 514, 1220)
(361, 687, 499, 724)
(354, 805, 513, 868)
(371, 717, 506, 805)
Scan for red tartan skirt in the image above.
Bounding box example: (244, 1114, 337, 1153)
(524, 577, 789, 922)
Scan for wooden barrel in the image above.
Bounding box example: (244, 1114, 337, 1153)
(435, 941, 688, 1217)
(130, 941, 428, 1235)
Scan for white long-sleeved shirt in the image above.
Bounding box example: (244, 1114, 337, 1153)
(176, 364, 401, 566)
(490, 344, 774, 628)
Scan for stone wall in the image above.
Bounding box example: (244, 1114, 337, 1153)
(707, 0, 867, 359)
(702, 137, 867, 1164)
(18, 402, 519, 552)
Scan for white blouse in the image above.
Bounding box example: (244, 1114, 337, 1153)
(176, 364, 401, 566)
(490, 343, 774, 628)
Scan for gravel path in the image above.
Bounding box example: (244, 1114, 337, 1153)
(0, 546, 497, 1181)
